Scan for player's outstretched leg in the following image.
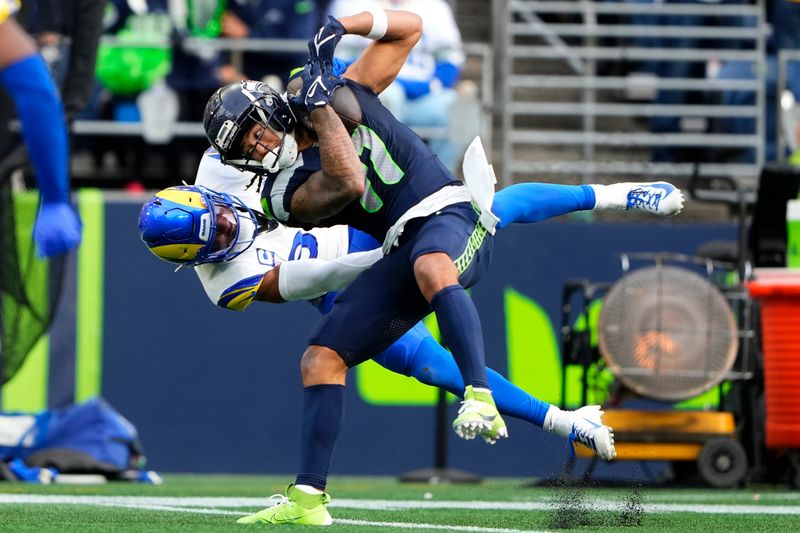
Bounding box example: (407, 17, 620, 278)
(237, 484, 332, 525)
(544, 405, 617, 461)
(591, 181, 684, 216)
(491, 181, 684, 230)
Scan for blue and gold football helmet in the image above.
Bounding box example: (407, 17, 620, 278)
(138, 185, 262, 267)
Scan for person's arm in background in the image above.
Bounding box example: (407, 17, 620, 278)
(60, 0, 104, 122)
(428, 0, 465, 92)
(0, 15, 81, 257)
(340, 9, 422, 94)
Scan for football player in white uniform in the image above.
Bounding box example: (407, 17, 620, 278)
(139, 147, 685, 467)
(139, 143, 684, 523)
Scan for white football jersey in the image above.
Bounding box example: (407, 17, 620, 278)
(192, 149, 351, 310)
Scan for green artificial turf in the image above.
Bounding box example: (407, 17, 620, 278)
(1, 475, 798, 532)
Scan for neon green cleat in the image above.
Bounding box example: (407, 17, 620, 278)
(452, 386, 508, 445)
(236, 484, 333, 526)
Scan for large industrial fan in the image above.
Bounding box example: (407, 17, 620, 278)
(564, 259, 752, 488)
(599, 265, 739, 401)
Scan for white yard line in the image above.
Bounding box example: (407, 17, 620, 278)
(0, 494, 799, 516)
(336, 519, 550, 532)
(622, 492, 800, 502)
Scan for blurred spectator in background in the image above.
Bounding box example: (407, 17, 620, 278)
(0, 1, 82, 256)
(23, 0, 105, 124)
(167, 0, 245, 122)
(328, 0, 476, 174)
(222, 0, 329, 88)
(711, 0, 800, 164)
(625, 0, 751, 163)
(79, 0, 237, 182)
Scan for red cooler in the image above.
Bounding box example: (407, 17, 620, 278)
(748, 269, 800, 449)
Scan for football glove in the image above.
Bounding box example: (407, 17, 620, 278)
(290, 58, 345, 111)
(308, 16, 346, 64)
(33, 202, 82, 257)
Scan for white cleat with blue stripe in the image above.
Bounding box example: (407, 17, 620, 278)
(545, 404, 617, 461)
(595, 181, 685, 216)
(567, 405, 617, 461)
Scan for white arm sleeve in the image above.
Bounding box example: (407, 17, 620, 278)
(278, 248, 383, 301)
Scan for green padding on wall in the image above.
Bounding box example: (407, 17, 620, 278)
(573, 299, 603, 348)
(356, 314, 441, 406)
(2, 191, 48, 412)
(2, 338, 48, 412)
(76, 189, 105, 402)
(504, 287, 560, 405)
(355, 313, 463, 406)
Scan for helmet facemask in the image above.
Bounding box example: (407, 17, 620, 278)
(139, 185, 270, 268)
(206, 82, 299, 175)
(195, 188, 261, 265)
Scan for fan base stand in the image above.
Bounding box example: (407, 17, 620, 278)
(573, 409, 737, 462)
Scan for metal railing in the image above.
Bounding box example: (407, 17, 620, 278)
(71, 37, 493, 147)
(498, 0, 766, 188)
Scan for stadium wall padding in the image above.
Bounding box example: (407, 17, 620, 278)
(1, 193, 737, 479)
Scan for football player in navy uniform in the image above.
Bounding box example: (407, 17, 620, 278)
(140, 150, 682, 524)
(199, 8, 684, 524)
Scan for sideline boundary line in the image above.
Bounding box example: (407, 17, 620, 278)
(1, 494, 799, 516)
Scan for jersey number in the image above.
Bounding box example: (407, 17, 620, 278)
(352, 125, 404, 213)
(289, 232, 319, 260)
(257, 249, 277, 266)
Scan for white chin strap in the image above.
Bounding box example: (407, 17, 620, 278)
(262, 132, 298, 173)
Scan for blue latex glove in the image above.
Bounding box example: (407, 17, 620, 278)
(308, 16, 346, 64)
(33, 202, 83, 258)
(289, 58, 345, 111)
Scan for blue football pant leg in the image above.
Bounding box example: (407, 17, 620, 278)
(493, 183, 596, 229)
(373, 323, 551, 427)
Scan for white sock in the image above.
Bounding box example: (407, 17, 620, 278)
(543, 405, 561, 433)
(543, 405, 575, 438)
(590, 183, 626, 210)
(295, 484, 324, 495)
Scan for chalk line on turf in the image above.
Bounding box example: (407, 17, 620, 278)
(1, 494, 800, 516)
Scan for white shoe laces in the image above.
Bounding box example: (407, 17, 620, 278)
(571, 423, 597, 446)
(267, 494, 291, 508)
(457, 398, 482, 415)
(627, 188, 663, 211)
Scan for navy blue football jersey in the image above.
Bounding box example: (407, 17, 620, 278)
(261, 79, 460, 243)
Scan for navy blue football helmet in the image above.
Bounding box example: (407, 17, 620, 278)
(203, 80, 298, 174)
(138, 185, 262, 267)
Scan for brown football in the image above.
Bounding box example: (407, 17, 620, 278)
(286, 76, 362, 133)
